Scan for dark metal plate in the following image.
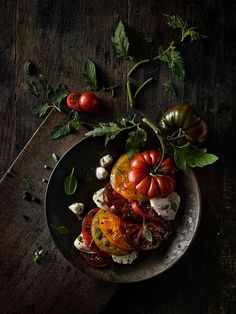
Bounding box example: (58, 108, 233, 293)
(45, 136, 201, 283)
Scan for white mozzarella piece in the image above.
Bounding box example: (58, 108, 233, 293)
(150, 192, 180, 220)
(112, 251, 138, 264)
(99, 154, 113, 167)
(69, 202, 84, 215)
(96, 167, 109, 180)
(74, 233, 93, 254)
(92, 188, 108, 210)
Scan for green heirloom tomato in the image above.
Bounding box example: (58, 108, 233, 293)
(158, 104, 208, 143)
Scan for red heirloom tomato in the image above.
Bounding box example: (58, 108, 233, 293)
(78, 91, 100, 113)
(66, 92, 80, 111)
(81, 208, 99, 252)
(128, 150, 176, 199)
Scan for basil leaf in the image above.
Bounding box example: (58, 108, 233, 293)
(53, 84, 69, 110)
(126, 127, 147, 159)
(32, 102, 51, 117)
(111, 21, 133, 60)
(50, 224, 69, 234)
(170, 202, 177, 212)
(163, 82, 176, 96)
(95, 228, 103, 240)
(83, 58, 98, 91)
(143, 225, 153, 242)
(26, 79, 39, 97)
(64, 167, 77, 195)
(50, 123, 70, 139)
(173, 143, 218, 170)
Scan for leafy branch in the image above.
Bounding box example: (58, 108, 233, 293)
(163, 14, 207, 42)
(86, 115, 147, 158)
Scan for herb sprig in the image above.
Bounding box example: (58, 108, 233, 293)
(163, 14, 207, 42)
(86, 115, 147, 158)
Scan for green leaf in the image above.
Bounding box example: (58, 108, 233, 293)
(126, 127, 147, 159)
(53, 84, 69, 110)
(32, 102, 51, 117)
(50, 123, 70, 139)
(170, 202, 177, 212)
(86, 122, 122, 146)
(157, 42, 185, 80)
(163, 14, 207, 42)
(64, 167, 77, 195)
(50, 224, 69, 234)
(111, 21, 133, 60)
(26, 79, 39, 97)
(173, 143, 218, 170)
(143, 224, 153, 242)
(163, 82, 176, 96)
(39, 78, 52, 98)
(95, 228, 103, 240)
(70, 120, 81, 131)
(83, 58, 98, 91)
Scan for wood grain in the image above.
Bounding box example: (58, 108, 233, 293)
(0, 0, 235, 313)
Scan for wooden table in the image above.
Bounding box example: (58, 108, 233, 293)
(0, 1, 235, 313)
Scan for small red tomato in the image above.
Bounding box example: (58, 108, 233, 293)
(66, 92, 80, 111)
(78, 91, 100, 113)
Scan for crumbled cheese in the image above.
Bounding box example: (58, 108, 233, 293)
(112, 251, 138, 264)
(96, 167, 109, 180)
(150, 192, 180, 220)
(74, 233, 93, 254)
(92, 188, 108, 210)
(68, 202, 84, 215)
(99, 154, 113, 167)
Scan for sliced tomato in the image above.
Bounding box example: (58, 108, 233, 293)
(110, 154, 146, 201)
(103, 184, 138, 221)
(82, 252, 113, 268)
(131, 201, 164, 223)
(98, 209, 134, 252)
(81, 208, 99, 253)
(91, 210, 129, 256)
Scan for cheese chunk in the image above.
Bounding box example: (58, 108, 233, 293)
(96, 167, 109, 180)
(150, 192, 180, 220)
(99, 154, 113, 167)
(74, 233, 93, 254)
(69, 202, 84, 215)
(112, 251, 138, 264)
(92, 188, 108, 210)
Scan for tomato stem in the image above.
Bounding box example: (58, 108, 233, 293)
(127, 59, 150, 77)
(142, 117, 166, 172)
(127, 81, 135, 107)
(134, 77, 154, 99)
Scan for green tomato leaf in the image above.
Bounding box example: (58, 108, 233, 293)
(83, 58, 98, 91)
(70, 120, 81, 131)
(53, 84, 69, 110)
(26, 79, 39, 97)
(64, 167, 78, 196)
(126, 127, 147, 159)
(86, 122, 122, 146)
(32, 102, 51, 117)
(50, 224, 69, 234)
(50, 123, 71, 139)
(173, 143, 218, 170)
(111, 21, 133, 60)
(39, 78, 53, 98)
(156, 42, 185, 80)
(163, 82, 176, 96)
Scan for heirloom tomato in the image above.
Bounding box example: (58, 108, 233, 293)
(128, 150, 176, 199)
(158, 104, 208, 143)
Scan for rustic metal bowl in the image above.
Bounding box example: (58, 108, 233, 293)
(45, 136, 201, 283)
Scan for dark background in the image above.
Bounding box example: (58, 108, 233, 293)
(0, 0, 235, 313)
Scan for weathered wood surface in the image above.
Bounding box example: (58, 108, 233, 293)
(0, 0, 235, 313)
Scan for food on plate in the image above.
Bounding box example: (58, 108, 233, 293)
(73, 149, 180, 267)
